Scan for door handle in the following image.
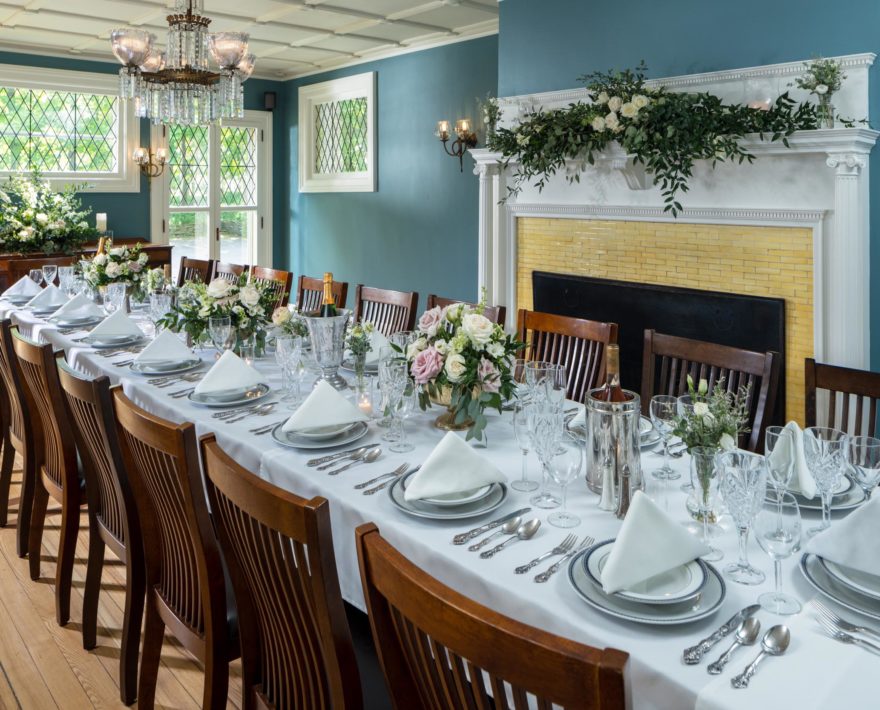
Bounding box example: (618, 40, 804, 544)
(215, 227, 220, 242)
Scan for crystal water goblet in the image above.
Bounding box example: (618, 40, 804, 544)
(106, 282, 127, 313)
(764, 425, 796, 503)
(848, 435, 880, 501)
(529, 407, 563, 509)
(208, 315, 232, 357)
(41, 264, 58, 286)
(149, 293, 172, 332)
(28, 268, 43, 286)
(717, 450, 768, 585)
(754, 492, 802, 615)
(512, 401, 539, 492)
(57, 266, 74, 290)
(804, 427, 848, 537)
(548, 434, 584, 528)
(275, 335, 303, 406)
(650, 394, 679, 480)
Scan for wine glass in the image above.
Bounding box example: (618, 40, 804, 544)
(803, 427, 848, 537)
(650, 395, 679, 480)
(150, 293, 172, 332)
(524, 361, 555, 402)
(848, 435, 880, 501)
(105, 283, 127, 314)
(208, 315, 232, 357)
(65, 276, 84, 299)
(547, 434, 584, 528)
(57, 266, 74, 288)
(764, 426, 796, 503)
(529, 406, 563, 509)
(512, 401, 538, 492)
(717, 450, 768, 585)
(390, 373, 416, 454)
(275, 335, 303, 406)
(28, 268, 43, 286)
(754, 492, 802, 615)
(690, 446, 723, 561)
(42, 264, 58, 287)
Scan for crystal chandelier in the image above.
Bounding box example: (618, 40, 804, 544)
(110, 0, 256, 125)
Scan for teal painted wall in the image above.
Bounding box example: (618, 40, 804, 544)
(283, 35, 499, 304)
(498, 0, 880, 369)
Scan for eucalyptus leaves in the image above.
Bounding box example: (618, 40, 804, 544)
(487, 64, 821, 215)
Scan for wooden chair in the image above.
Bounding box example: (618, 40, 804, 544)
(7, 254, 77, 285)
(211, 261, 246, 282)
(297, 275, 349, 313)
(356, 523, 628, 710)
(426, 294, 507, 327)
(11, 331, 83, 626)
(113, 390, 239, 709)
(0, 360, 15, 530)
(0, 320, 39, 558)
(517, 309, 618, 403)
(57, 363, 144, 705)
(805, 358, 880, 436)
(200, 434, 363, 710)
(353, 285, 419, 337)
(176, 256, 214, 287)
(249, 265, 294, 309)
(641, 329, 780, 453)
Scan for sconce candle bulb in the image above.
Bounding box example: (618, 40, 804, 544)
(436, 117, 477, 171)
(133, 147, 167, 180)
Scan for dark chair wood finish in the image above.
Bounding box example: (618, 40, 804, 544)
(11, 331, 82, 626)
(200, 434, 362, 710)
(249, 265, 294, 309)
(517, 309, 618, 404)
(5, 254, 77, 286)
(641, 329, 781, 453)
(353, 285, 419, 337)
(57, 363, 144, 705)
(356, 523, 629, 710)
(805, 358, 880, 436)
(0, 320, 39, 557)
(0, 370, 13, 531)
(113, 390, 238, 709)
(211, 261, 246, 282)
(426, 294, 507, 327)
(297, 275, 349, 313)
(177, 256, 214, 287)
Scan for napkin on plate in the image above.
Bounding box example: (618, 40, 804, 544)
(768, 420, 815, 498)
(193, 350, 263, 395)
(282, 379, 368, 432)
(569, 404, 586, 427)
(805, 494, 880, 577)
(89, 310, 144, 338)
(2, 276, 42, 299)
(135, 330, 194, 364)
(600, 490, 709, 594)
(51, 294, 104, 321)
(403, 431, 507, 502)
(25, 284, 67, 311)
(365, 328, 391, 365)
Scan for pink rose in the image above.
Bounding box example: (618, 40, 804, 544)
(417, 306, 443, 337)
(411, 345, 444, 385)
(478, 357, 500, 393)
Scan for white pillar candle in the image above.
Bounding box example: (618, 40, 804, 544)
(95, 213, 108, 233)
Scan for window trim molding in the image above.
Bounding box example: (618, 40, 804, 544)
(298, 71, 376, 193)
(0, 63, 140, 193)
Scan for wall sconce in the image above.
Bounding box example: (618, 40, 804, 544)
(435, 118, 477, 172)
(133, 147, 167, 180)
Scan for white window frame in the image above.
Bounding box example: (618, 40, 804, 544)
(298, 71, 376, 193)
(0, 63, 140, 193)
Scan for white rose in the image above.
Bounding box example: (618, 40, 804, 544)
(620, 102, 638, 118)
(632, 94, 649, 109)
(35, 213, 48, 225)
(692, 402, 709, 416)
(720, 433, 737, 451)
(596, 91, 609, 105)
(607, 96, 623, 112)
(444, 353, 467, 383)
(605, 111, 620, 130)
(443, 303, 464, 323)
(591, 115, 606, 131)
(206, 279, 233, 298)
(272, 306, 291, 326)
(105, 262, 121, 278)
(93, 253, 107, 266)
(239, 284, 260, 309)
(815, 84, 829, 95)
(109, 247, 125, 257)
(461, 313, 494, 346)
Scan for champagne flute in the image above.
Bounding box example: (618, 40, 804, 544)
(529, 407, 562, 509)
(41, 264, 58, 287)
(764, 426, 795, 504)
(754, 492, 802, 615)
(547, 434, 583, 528)
(803, 427, 848, 537)
(650, 394, 679, 480)
(848, 435, 880, 501)
(512, 401, 538, 492)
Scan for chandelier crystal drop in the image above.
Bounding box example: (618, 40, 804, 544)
(109, 0, 255, 125)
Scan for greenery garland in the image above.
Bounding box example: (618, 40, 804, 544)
(487, 64, 821, 215)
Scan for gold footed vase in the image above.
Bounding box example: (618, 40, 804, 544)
(430, 386, 475, 431)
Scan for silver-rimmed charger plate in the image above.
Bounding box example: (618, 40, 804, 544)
(784, 478, 865, 512)
(818, 557, 880, 602)
(800, 553, 880, 621)
(270, 420, 369, 449)
(568, 547, 726, 625)
(80, 334, 146, 349)
(389, 471, 508, 521)
(4, 295, 34, 305)
(582, 539, 709, 605)
(188, 383, 271, 408)
(290, 422, 359, 441)
(30, 304, 67, 316)
(130, 358, 203, 376)
(52, 315, 103, 328)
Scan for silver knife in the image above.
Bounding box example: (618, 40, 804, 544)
(307, 446, 367, 467)
(452, 508, 532, 545)
(682, 604, 761, 664)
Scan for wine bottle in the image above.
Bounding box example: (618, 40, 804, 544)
(594, 344, 631, 402)
(319, 272, 338, 317)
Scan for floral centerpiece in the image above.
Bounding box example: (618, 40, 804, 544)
(81, 243, 151, 301)
(794, 57, 845, 129)
(0, 171, 98, 254)
(345, 321, 375, 388)
(407, 300, 521, 441)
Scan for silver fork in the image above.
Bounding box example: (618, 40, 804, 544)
(355, 462, 410, 490)
(169, 387, 195, 398)
(814, 600, 880, 642)
(816, 616, 880, 655)
(534, 536, 594, 583)
(514, 534, 577, 574)
(251, 419, 286, 435)
(363, 466, 420, 495)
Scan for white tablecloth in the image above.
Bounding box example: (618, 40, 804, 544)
(4, 303, 878, 709)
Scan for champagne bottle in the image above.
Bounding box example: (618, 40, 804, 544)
(319, 272, 337, 317)
(95, 237, 106, 255)
(594, 344, 631, 402)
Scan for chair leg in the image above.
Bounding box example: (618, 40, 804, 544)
(27, 482, 48, 580)
(16, 449, 36, 558)
(138, 598, 165, 710)
(202, 644, 230, 710)
(82, 518, 105, 650)
(119, 552, 145, 706)
(55, 493, 80, 626)
(0, 435, 13, 527)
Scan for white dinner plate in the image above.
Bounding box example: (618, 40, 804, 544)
(819, 558, 880, 602)
(780, 478, 865, 512)
(30, 305, 65, 316)
(405, 480, 494, 508)
(4, 295, 33, 306)
(389, 471, 508, 520)
(188, 383, 271, 407)
(787, 476, 850, 500)
(290, 422, 359, 441)
(270, 420, 369, 450)
(800, 553, 880, 621)
(53, 316, 103, 328)
(130, 358, 203, 376)
(80, 334, 145, 349)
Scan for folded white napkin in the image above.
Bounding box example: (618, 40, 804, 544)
(282, 380, 368, 432)
(805, 494, 880, 577)
(768, 421, 815, 498)
(600, 490, 709, 594)
(570, 404, 586, 427)
(404, 431, 507, 502)
(89, 310, 144, 338)
(26, 284, 67, 310)
(135, 330, 194, 364)
(51, 294, 104, 321)
(3, 276, 42, 299)
(365, 328, 391, 365)
(194, 350, 263, 395)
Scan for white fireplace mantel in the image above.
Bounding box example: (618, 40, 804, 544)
(470, 53, 879, 372)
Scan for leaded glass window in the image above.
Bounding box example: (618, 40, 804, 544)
(314, 98, 368, 174)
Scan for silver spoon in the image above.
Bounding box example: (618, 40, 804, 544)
(480, 519, 541, 559)
(226, 402, 276, 424)
(317, 446, 371, 471)
(469, 517, 522, 552)
(708, 617, 761, 674)
(327, 447, 381, 476)
(731, 625, 790, 689)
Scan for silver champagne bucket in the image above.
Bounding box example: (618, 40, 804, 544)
(303, 309, 351, 390)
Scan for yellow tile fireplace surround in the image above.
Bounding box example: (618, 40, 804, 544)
(517, 218, 813, 423)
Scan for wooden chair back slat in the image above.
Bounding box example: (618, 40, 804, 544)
(211, 261, 246, 283)
(7, 255, 77, 285)
(517, 309, 618, 404)
(354, 285, 418, 337)
(805, 358, 880, 436)
(356, 524, 628, 710)
(177, 257, 213, 287)
(297, 275, 349, 313)
(0, 320, 36, 450)
(248, 266, 294, 309)
(425, 295, 507, 327)
(641, 330, 780, 453)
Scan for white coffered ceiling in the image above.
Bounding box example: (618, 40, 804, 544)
(0, 0, 498, 79)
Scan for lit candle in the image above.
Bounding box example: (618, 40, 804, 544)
(96, 213, 108, 233)
(455, 118, 471, 136)
(358, 392, 373, 417)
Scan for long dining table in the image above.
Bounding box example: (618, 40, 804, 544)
(2, 302, 876, 710)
